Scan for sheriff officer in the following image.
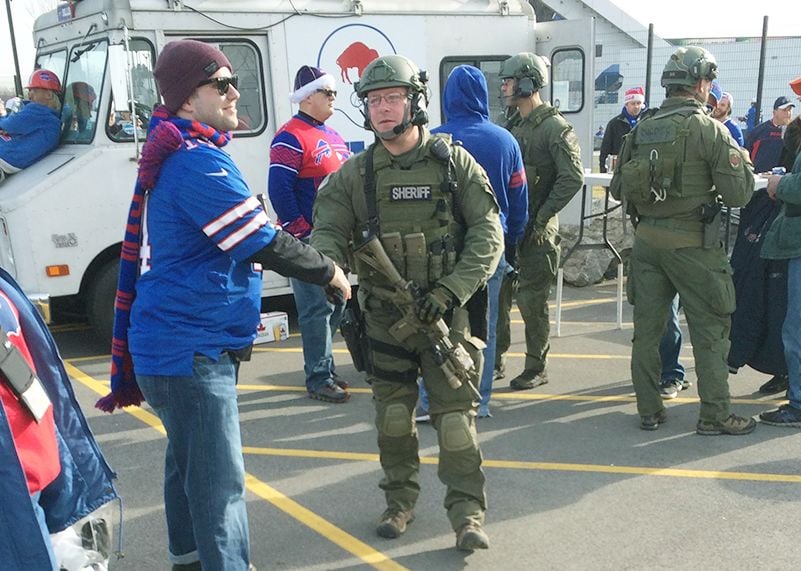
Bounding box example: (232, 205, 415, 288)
(311, 55, 503, 551)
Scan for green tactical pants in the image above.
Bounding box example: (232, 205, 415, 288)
(628, 238, 735, 422)
(362, 291, 487, 531)
(516, 226, 560, 374)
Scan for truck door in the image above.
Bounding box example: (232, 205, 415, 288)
(535, 18, 596, 172)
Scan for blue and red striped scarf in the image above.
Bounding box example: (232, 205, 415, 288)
(96, 106, 231, 412)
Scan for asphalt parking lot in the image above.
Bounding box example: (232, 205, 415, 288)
(53, 281, 801, 570)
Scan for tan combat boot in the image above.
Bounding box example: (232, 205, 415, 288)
(455, 523, 490, 551)
(376, 508, 415, 539)
(696, 413, 757, 435)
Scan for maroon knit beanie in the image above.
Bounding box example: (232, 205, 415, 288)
(153, 39, 232, 113)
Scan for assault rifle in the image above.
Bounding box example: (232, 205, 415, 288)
(353, 235, 480, 400)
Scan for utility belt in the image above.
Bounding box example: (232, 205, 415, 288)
(637, 217, 704, 233)
(0, 324, 51, 422)
(339, 297, 420, 384)
(638, 207, 721, 249)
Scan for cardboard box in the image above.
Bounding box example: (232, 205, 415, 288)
(254, 311, 289, 344)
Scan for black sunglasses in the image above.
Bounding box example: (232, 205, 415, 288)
(197, 75, 239, 95)
(317, 88, 337, 98)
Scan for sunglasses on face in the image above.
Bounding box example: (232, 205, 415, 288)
(317, 89, 337, 98)
(197, 75, 239, 96)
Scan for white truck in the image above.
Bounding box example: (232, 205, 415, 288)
(0, 0, 595, 341)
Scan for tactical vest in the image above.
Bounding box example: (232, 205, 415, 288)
(618, 106, 714, 212)
(354, 134, 464, 290)
(514, 106, 560, 213)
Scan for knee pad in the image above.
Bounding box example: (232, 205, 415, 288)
(438, 412, 477, 452)
(379, 403, 413, 438)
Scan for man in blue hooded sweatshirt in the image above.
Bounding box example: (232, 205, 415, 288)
(417, 65, 528, 419)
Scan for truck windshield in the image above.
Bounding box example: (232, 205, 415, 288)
(62, 40, 108, 144)
(107, 39, 159, 142)
(35, 50, 68, 87)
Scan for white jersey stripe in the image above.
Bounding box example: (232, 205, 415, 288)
(203, 196, 261, 238)
(268, 163, 299, 174)
(217, 210, 270, 252)
(270, 141, 303, 153)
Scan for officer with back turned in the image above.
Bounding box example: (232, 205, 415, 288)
(610, 46, 757, 435)
(496, 52, 584, 391)
(311, 54, 503, 551)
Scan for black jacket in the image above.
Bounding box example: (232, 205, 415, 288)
(599, 112, 632, 173)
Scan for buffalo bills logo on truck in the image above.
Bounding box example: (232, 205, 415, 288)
(316, 23, 398, 152)
(336, 42, 379, 84)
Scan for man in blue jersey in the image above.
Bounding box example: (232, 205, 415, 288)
(99, 40, 351, 571)
(417, 64, 528, 419)
(269, 65, 352, 403)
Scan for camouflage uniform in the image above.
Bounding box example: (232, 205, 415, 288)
(312, 128, 502, 532)
(510, 105, 583, 378)
(610, 47, 755, 433)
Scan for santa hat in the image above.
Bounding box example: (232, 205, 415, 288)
(290, 65, 336, 104)
(624, 87, 645, 104)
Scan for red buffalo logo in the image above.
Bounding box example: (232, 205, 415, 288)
(336, 42, 379, 84)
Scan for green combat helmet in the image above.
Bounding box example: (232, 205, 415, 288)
(354, 54, 429, 138)
(660, 46, 718, 88)
(499, 52, 549, 96)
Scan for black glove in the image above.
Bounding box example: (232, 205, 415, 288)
(504, 240, 518, 270)
(416, 286, 455, 324)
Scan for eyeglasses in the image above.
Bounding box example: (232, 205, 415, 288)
(197, 75, 239, 96)
(317, 89, 337, 98)
(365, 92, 408, 108)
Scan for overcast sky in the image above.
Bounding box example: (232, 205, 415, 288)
(1, 1, 799, 85)
(608, 0, 801, 39)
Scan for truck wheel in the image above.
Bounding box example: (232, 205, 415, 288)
(87, 259, 119, 344)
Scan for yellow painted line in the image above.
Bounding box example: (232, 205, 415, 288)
(245, 476, 406, 571)
(233, 383, 780, 407)
(243, 446, 801, 484)
(66, 361, 405, 571)
(555, 297, 617, 309)
(255, 347, 641, 360)
(49, 323, 92, 333)
(66, 360, 789, 492)
(65, 362, 166, 433)
(483, 460, 801, 483)
(68, 354, 112, 363)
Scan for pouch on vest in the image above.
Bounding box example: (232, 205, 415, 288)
(620, 107, 701, 207)
(404, 233, 428, 288)
(380, 232, 405, 277)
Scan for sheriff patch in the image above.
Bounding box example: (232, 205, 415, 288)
(390, 185, 432, 201)
(729, 149, 742, 169)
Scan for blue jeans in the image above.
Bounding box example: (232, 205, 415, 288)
(418, 257, 507, 415)
(478, 256, 508, 413)
(31, 492, 57, 570)
(137, 354, 250, 570)
(659, 295, 685, 382)
(290, 276, 344, 392)
(784, 258, 801, 409)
